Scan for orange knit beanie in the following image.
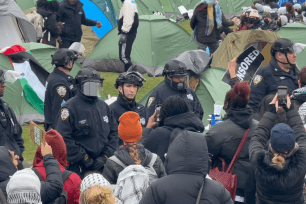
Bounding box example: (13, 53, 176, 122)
(118, 111, 142, 143)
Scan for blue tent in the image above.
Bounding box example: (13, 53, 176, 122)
(278, 0, 306, 6)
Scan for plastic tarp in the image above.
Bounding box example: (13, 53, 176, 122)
(138, 67, 230, 126)
(0, 0, 36, 47)
(84, 15, 197, 76)
(276, 22, 306, 70)
(211, 30, 280, 70)
(0, 16, 23, 48)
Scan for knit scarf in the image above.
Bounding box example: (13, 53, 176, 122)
(7, 188, 42, 204)
(291, 86, 306, 100)
(200, 0, 223, 36)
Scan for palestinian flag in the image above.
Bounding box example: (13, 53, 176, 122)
(1, 45, 49, 115)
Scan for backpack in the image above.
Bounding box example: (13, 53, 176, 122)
(32, 168, 72, 204)
(108, 153, 158, 183)
(26, 10, 45, 41)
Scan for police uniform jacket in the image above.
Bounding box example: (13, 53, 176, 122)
(249, 57, 299, 113)
(55, 91, 119, 163)
(109, 93, 147, 126)
(146, 77, 204, 120)
(0, 99, 24, 161)
(44, 68, 77, 130)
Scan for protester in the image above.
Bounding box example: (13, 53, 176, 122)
(190, 0, 235, 53)
(248, 38, 299, 113)
(145, 59, 203, 120)
(259, 12, 279, 31)
(36, 0, 61, 46)
(286, 3, 295, 22)
(253, 3, 264, 17)
(32, 129, 81, 204)
(5, 142, 64, 204)
(118, 0, 139, 71)
(44, 48, 78, 131)
(103, 111, 166, 184)
(246, 94, 306, 203)
(140, 131, 233, 204)
(57, 0, 102, 48)
(80, 173, 122, 204)
(248, 10, 263, 29)
(205, 82, 258, 204)
(278, 15, 288, 27)
(55, 68, 119, 178)
(142, 96, 204, 163)
(269, 2, 280, 10)
(110, 65, 147, 131)
(0, 68, 24, 170)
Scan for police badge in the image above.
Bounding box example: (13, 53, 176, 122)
(253, 75, 263, 86)
(61, 108, 69, 121)
(57, 86, 67, 97)
(147, 97, 155, 108)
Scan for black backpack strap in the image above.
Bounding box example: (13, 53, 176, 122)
(61, 170, 73, 182)
(32, 168, 45, 181)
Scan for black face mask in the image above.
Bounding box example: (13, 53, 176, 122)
(249, 18, 255, 24)
(264, 19, 269, 24)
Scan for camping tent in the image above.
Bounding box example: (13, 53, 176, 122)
(211, 30, 281, 70)
(218, 0, 256, 18)
(83, 15, 197, 76)
(138, 67, 230, 126)
(0, 43, 82, 125)
(0, 0, 36, 49)
(15, 0, 37, 11)
(276, 22, 306, 69)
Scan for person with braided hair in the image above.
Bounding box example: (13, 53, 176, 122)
(103, 112, 166, 185)
(205, 81, 258, 204)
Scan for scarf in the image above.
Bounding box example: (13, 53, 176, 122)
(201, 0, 223, 36)
(291, 86, 306, 100)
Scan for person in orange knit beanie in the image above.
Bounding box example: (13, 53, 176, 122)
(102, 111, 166, 184)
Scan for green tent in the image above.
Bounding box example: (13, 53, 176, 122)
(90, 0, 117, 27)
(139, 67, 230, 126)
(1, 43, 82, 125)
(15, 0, 37, 11)
(219, 0, 255, 18)
(276, 22, 306, 69)
(84, 15, 197, 76)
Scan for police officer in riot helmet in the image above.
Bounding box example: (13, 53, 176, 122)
(249, 38, 300, 113)
(55, 68, 119, 178)
(109, 65, 147, 143)
(146, 59, 204, 120)
(0, 68, 24, 169)
(44, 48, 78, 131)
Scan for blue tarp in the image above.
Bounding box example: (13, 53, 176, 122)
(278, 0, 306, 6)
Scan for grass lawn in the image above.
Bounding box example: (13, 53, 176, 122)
(22, 72, 164, 161)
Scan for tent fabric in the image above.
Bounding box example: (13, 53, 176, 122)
(218, 0, 254, 18)
(138, 67, 230, 126)
(84, 15, 197, 76)
(89, 0, 117, 27)
(0, 0, 36, 48)
(211, 30, 280, 70)
(0, 16, 23, 48)
(276, 22, 306, 70)
(15, 0, 37, 11)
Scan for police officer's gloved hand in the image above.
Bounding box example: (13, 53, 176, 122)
(92, 157, 107, 170)
(119, 33, 127, 45)
(83, 154, 95, 169)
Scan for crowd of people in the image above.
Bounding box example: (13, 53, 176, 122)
(1, 0, 306, 203)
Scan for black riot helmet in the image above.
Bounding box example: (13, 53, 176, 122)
(51, 48, 77, 68)
(75, 68, 104, 97)
(163, 60, 189, 91)
(115, 65, 146, 89)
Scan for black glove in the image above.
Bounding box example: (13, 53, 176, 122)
(268, 104, 277, 114)
(92, 157, 107, 170)
(119, 33, 127, 45)
(82, 154, 94, 169)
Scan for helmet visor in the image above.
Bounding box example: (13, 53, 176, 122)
(292, 43, 306, 54)
(2, 70, 24, 84)
(82, 81, 102, 97)
(69, 42, 85, 56)
(171, 75, 189, 88)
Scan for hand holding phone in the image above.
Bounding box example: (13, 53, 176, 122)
(277, 86, 288, 107)
(155, 105, 162, 122)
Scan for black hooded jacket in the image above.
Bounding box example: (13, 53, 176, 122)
(205, 106, 258, 196)
(58, 0, 97, 42)
(139, 131, 233, 204)
(37, 7, 59, 46)
(102, 145, 166, 184)
(141, 112, 204, 163)
(246, 110, 306, 204)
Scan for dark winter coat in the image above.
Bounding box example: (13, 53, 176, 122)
(260, 19, 279, 31)
(247, 110, 306, 204)
(139, 131, 233, 204)
(249, 20, 263, 30)
(205, 106, 258, 197)
(58, 0, 97, 42)
(37, 7, 59, 46)
(0, 146, 17, 198)
(102, 145, 166, 184)
(190, 3, 233, 44)
(141, 112, 204, 163)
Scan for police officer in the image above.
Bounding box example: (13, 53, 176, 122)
(249, 38, 299, 113)
(146, 59, 204, 120)
(55, 68, 118, 178)
(44, 48, 78, 131)
(0, 69, 24, 169)
(110, 65, 147, 144)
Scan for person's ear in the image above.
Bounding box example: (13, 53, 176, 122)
(118, 86, 123, 94)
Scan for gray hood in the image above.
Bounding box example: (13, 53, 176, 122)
(280, 15, 288, 26)
(165, 131, 208, 176)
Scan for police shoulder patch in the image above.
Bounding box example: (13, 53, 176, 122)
(61, 108, 69, 121)
(253, 75, 263, 86)
(147, 97, 155, 108)
(57, 86, 67, 97)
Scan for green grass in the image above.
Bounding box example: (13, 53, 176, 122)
(22, 72, 163, 161)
